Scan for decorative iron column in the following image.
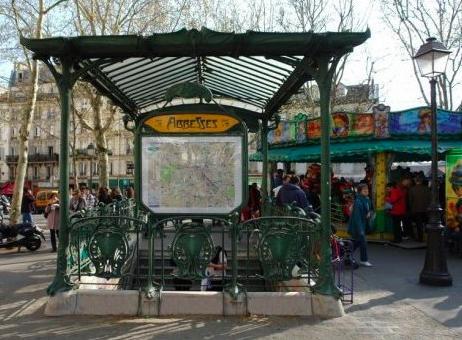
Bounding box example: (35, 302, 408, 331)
(260, 118, 269, 202)
(46, 58, 75, 295)
(313, 58, 341, 297)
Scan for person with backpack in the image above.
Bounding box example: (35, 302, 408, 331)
(348, 183, 373, 267)
(201, 246, 227, 291)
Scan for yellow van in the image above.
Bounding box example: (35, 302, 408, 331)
(34, 190, 59, 213)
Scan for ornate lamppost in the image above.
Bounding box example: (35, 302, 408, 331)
(413, 37, 452, 286)
(87, 143, 95, 190)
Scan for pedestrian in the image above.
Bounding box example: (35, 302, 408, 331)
(70, 189, 86, 213)
(348, 183, 373, 267)
(21, 188, 35, 225)
(97, 187, 112, 205)
(276, 175, 310, 211)
(111, 187, 123, 202)
(126, 186, 135, 199)
(408, 176, 431, 242)
(44, 193, 60, 252)
(84, 188, 96, 208)
(386, 181, 407, 243)
(201, 245, 227, 291)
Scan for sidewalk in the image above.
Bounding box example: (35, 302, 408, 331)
(0, 238, 460, 339)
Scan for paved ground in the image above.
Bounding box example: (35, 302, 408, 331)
(0, 214, 461, 339)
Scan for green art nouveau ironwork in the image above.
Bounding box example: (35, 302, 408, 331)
(239, 216, 321, 283)
(68, 199, 147, 282)
(170, 222, 214, 279)
(88, 228, 130, 279)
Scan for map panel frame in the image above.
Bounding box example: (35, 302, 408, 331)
(141, 135, 244, 214)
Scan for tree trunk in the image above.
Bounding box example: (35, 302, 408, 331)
(95, 130, 109, 188)
(9, 61, 40, 224)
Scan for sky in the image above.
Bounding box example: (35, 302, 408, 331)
(341, 1, 429, 110)
(0, 0, 454, 111)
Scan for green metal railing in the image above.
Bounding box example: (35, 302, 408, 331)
(66, 200, 333, 298)
(68, 199, 147, 288)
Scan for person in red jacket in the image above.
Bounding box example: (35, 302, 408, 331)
(386, 181, 407, 243)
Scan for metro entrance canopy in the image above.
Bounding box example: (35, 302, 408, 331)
(21, 27, 370, 120)
(21, 27, 370, 299)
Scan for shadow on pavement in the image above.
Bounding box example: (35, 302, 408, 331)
(346, 244, 462, 329)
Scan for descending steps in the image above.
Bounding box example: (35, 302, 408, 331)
(132, 248, 268, 292)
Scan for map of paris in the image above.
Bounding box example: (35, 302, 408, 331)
(141, 136, 243, 214)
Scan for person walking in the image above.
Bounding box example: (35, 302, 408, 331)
(70, 190, 86, 213)
(44, 193, 60, 252)
(348, 183, 373, 267)
(21, 188, 35, 224)
(276, 175, 310, 211)
(386, 181, 408, 243)
(408, 176, 431, 242)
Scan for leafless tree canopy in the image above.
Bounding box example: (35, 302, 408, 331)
(381, 0, 462, 110)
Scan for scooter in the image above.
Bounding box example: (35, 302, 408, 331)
(0, 218, 46, 252)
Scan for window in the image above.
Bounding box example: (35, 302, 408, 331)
(10, 147, 15, 156)
(126, 139, 132, 154)
(109, 162, 113, 176)
(126, 161, 134, 175)
(48, 146, 53, 157)
(34, 127, 40, 137)
(33, 146, 39, 155)
(79, 162, 87, 176)
(0, 147, 4, 160)
(46, 166, 51, 180)
(92, 162, 98, 175)
(33, 167, 39, 179)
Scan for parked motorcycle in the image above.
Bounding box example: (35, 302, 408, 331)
(0, 195, 10, 219)
(0, 219, 46, 252)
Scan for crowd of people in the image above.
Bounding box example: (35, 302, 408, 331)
(17, 185, 135, 253)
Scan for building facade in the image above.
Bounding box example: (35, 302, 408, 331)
(0, 63, 134, 191)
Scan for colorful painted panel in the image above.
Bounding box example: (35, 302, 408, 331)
(306, 119, 321, 139)
(373, 104, 390, 138)
(306, 113, 374, 139)
(389, 108, 462, 135)
(295, 120, 307, 143)
(268, 121, 296, 144)
(446, 151, 462, 235)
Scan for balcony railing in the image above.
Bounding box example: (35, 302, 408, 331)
(6, 153, 59, 163)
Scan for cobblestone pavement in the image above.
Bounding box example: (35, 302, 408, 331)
(0, 220, 461, 339)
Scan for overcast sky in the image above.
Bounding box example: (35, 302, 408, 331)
(0, 0, 456, 111)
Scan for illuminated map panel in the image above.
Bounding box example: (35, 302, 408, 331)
(141, 136, 243, 214)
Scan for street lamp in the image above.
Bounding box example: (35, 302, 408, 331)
(87, 143, 95, 190)
(413, 37, 452, 286)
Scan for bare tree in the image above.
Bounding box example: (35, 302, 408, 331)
(0, 0, 65, 224)
(278, 0, 372, 114)
(381, 0, 462, 110)
(70, 0, 175, 188)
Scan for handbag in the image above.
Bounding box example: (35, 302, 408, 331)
(366, 211, 376, 234)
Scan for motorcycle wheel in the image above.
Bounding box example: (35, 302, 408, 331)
(25, 237, 41, 251)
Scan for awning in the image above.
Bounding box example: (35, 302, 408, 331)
(250, 140, 462, 163)
(0, 182, 14, 196)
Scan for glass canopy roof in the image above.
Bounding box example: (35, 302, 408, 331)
(21, 27, 370, 122)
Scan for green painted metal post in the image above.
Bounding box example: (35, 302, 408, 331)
(261, 119, 269, 203)
(47, 59, 74, 295)
(313, 59, 341, 298)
